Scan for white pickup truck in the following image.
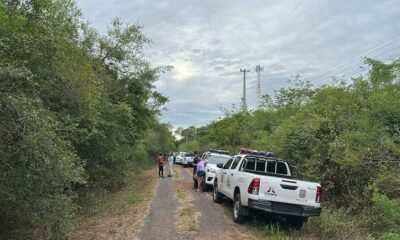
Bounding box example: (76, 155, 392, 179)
(213, 154, 321, 228)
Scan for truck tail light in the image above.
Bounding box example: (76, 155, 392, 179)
(316, 186, 322, 203)
(248, 178, 260, 195)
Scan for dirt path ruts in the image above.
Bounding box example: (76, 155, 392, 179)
(139, 166, 246, 240)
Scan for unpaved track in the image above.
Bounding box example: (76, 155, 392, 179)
(139, 166, 246, 240)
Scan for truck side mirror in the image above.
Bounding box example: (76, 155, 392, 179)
(217, 163, 224, 168)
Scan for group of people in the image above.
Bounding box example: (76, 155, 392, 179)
(156, 152, 174, 178)
(156, 152, 207, 192)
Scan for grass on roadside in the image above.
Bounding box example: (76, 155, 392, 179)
(246, 222, 294, 240)
(176, 204, 200, 232)
(74, 168, 158, 229)
(242, 209, 373, 240)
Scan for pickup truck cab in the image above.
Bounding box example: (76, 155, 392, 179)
(213, 154, 321, 228)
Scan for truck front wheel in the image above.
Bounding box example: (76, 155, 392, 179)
(212, 181, 223, 203)
(233, 193, 248, 223)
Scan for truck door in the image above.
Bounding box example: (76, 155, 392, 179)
(219, 157, 233, 194)
(224, 156, 242, 198)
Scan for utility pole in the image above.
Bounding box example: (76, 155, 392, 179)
(240, 68, 250, 110)
(255, 65, 264, 107)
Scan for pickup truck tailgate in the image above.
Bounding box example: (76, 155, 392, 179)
(259, 177, 320, 207)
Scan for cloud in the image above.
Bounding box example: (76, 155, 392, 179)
(76, 0, 400, 128)
(171, 60, 198, 81)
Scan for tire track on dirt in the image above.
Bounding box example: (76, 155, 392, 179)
(139, 166, 253, 240)
(179, 166, 248, 240)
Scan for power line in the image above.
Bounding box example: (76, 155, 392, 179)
(313, 47, 400, 85)
(312, 43, 400, 85)
(306, 37, 400, 83)
(253, 0, 303, 107)
(259, 0, 304, 49)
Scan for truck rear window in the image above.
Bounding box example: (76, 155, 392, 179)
(276, 161, 288, 175)
(242, 157, 291, 177)
(267, 160, 276, 173)
(256, 159, 266, 171)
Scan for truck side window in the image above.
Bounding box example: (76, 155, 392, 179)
(244, 158, 256, 170)
(266, 160, 276, 173)
(223, 158, 234, 169)
(276, 161, 288, 175)
(256, 159, 266, 171)
(289, 165, 298, 178)
(230, 156, 241, 169)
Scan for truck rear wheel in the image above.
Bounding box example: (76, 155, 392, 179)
(212, 181, 223, 203)
(287, 216, 307, 229)
(233, 193, 248, 223)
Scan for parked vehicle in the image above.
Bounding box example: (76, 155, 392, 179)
(213, 151, 321, 229)
(204, 152, 231, 191)
(181, 152, 195, 167)
(175, 152, 186, 165)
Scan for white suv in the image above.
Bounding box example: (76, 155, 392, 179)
(204, 153, 231, 190)
(175, 152, 186, 165)
(181, 152, 195, 167)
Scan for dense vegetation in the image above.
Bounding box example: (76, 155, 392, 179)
(179, 59, 400, 239)
(0, 0, 175, 239)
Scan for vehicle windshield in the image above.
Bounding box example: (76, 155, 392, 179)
(207, 155, 231, 164)
(185, 152, 195, 157)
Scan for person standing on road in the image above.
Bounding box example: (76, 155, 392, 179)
(157, 153, 164, 178)
(192, 157, 199, 189)
(196, 158, 206, 192)
(167, 152, 174, 177)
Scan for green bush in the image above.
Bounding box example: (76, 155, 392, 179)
(0, 95, 85, 239)
(368, 186, 400, 233)
(379, 232, 400, 240)
(302, 209, 368, 240)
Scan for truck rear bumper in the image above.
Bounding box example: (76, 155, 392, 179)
(248, 199, 321, 217)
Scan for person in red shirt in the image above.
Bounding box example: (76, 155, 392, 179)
(157, 153, 164, 177)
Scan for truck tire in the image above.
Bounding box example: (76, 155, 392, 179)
(212, 181, 223, 203)
(202, 181, 208, 192)
(233, 192, 248, 223)
(287, 216, 307, 229)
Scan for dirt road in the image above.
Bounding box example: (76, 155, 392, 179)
(139, 165, 250, 240)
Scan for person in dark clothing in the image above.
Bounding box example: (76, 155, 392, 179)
(157, 153, 164, 177)
(192, 155, 199, 188)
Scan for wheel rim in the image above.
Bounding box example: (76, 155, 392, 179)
(234, 199, 239, 218)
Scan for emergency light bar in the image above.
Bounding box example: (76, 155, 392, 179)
(208, 148, 230, 154)
(240, 148, 273, 157)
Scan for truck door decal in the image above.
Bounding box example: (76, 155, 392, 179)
(264, 187, 277, 197)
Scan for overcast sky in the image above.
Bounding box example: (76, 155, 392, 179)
(76, 0, 400, 128)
